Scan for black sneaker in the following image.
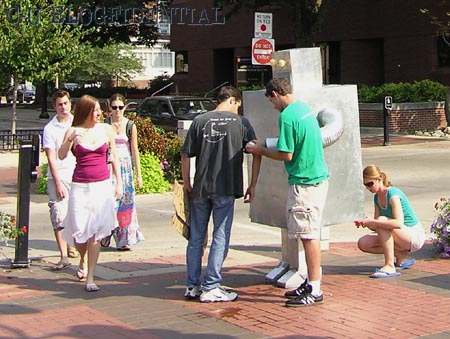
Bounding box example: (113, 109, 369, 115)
(284, 279, 309, 299)
(285, 284, 323, 307)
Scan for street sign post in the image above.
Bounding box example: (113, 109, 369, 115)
(251, 38, 275, 65)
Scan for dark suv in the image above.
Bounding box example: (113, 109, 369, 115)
(135, 96, 216, 132)
(6, 84, 36, 103)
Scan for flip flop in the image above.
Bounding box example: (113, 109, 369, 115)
(100, 235, 112, 248)
(52, 261, 71, 271)
(85, 283, 100, 292)
(370, 270, 401, 279)
(68, 249, 79, 258)
(395, 259, 415, 270)
(76, 268, 88, 281)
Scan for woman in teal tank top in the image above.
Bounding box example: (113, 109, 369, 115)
(355, 165, 425, 278)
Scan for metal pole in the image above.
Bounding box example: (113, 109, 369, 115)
(39, 81, 49, 119)
(383, 107, 391, 146)
(11, 135, 39, 268)
(11, 141, 32, 268)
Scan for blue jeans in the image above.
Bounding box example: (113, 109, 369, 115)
(186, 195, 235, 291)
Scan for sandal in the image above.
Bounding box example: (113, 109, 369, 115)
(76, 268, 88, 281)
(85, 283, 100, 292)
(117, 245, 131, 251)
(68, 248, 79, 258)
(100, 235, 112, 248)
(52, 260, 71, 271)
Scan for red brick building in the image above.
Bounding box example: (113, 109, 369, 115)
(169, 0, 450, 94)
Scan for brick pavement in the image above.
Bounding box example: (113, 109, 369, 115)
(1, 242, 450, 339)
(1, 136, 450, 338)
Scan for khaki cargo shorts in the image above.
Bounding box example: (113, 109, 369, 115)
(47, 178, 71, 230)
(286, 180, 329, 240)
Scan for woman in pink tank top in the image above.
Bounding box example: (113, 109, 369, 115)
(59, 95, 123, 292)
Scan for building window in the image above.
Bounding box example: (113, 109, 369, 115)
(176, 51, 188, 72)
(437, 34, 450, 67)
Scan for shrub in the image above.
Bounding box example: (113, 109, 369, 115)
(358, 80, 448, 103)
(128, 115, 167, 159)
(0, 211, 27, 244)
(136, 153, 171, 194)
(162, 132, 183, 183)
(35, 162, 48, 194)
(430, 197, 450, 258)
(128, 115, 183, 183)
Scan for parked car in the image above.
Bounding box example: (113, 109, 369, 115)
(61, 83, 81, 91)
(134, 96, 217, 132)
(6, 84, 36, 103)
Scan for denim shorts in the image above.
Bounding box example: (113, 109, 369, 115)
(286, 180, 329, 240)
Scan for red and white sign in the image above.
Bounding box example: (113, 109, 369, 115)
(252, 38, 275, 65)
(254, 12, 272, 38)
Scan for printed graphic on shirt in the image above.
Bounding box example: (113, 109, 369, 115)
(203, 117, 237, 143)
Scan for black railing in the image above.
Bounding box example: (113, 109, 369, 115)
(0, 129, 43, 151)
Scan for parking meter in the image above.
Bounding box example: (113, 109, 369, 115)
(383, 96, 392, 146)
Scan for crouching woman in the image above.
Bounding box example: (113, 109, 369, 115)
(356, 165, 425, 278)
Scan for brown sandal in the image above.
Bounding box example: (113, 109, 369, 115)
(68, 248, 79, 258)
(52, 260, 71, 271)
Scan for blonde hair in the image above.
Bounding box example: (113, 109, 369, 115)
(363, 165, 392, 187)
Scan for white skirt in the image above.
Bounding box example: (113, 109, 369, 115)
(62, 179, 118, 245)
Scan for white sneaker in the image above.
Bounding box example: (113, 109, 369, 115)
(199, 287, 238, 303)
(184, 286, 201, 299)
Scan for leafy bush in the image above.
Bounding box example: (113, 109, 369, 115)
(128, 115, 183, 183)
(128, 115, 167, 159)
(135, 153, 171, 194)
(162, 132, 183, 183)
(35, 162, 48, 194)
(358, 80, 448, 103)
(430, 197, 450, 258)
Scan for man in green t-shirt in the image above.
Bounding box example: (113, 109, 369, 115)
(246, 78, 329, 307)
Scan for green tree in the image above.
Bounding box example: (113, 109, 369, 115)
(420, 4, 450, 38)
(68, 0, 162, 47)
(215, 0, 324, 47)
(66, 44, 144, 86)
(0, 0, 91, 133)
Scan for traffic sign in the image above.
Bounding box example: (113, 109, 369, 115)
(384, 96, 393, 110)
(254, 12, 272, 38)
(252, 38, 275, 65)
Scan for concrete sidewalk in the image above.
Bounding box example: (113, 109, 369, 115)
(1, 125, 450, 338)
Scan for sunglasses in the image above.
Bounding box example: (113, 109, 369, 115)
(111, 105, 124, 110)
(364, 181, 375, 188)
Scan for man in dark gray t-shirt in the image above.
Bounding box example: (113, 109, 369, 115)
(181, 86, 261, 303)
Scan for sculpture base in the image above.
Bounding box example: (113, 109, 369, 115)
(265, 261, 289, 283)
(276, 269, 306, 289)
